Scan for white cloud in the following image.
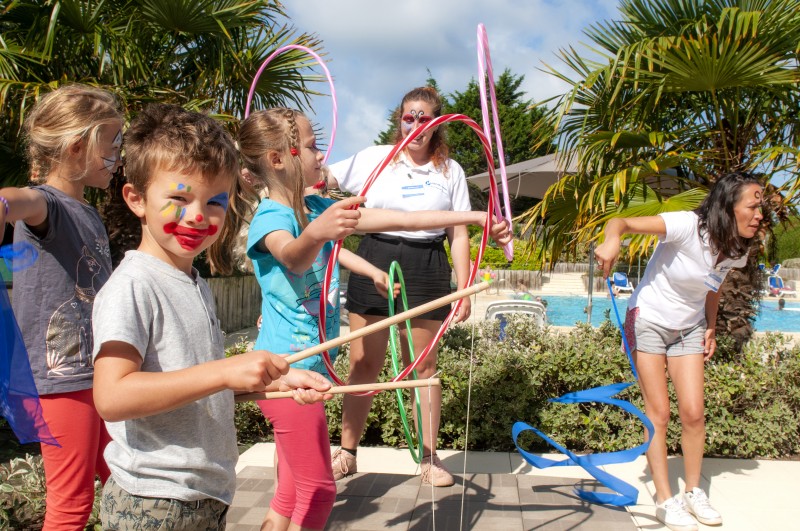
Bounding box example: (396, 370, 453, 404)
(280, 0, 619, 164)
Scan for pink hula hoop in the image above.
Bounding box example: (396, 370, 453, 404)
(244, 44, 338, 164)
(477, 23, 514, 261)
(317, 114, 501, 390)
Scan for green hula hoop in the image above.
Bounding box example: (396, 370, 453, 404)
(387, 261, 425, 464)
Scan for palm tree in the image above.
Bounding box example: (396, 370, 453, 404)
(1, 1, 332, 267)
(0, 0, 328, 185)
(519, 0, 800, 345)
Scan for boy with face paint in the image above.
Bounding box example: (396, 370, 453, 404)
(91, 104, 332, 530)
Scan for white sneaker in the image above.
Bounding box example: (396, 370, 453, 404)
(684, 487, 723, 525)
(656, 495, 698, 531)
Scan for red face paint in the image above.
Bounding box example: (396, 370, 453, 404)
(195, 214, 204, 222)
(162, 223, 218, 250)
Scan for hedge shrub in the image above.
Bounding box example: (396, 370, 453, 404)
(234, 317, 800, 459)
(0, 454, 101, 530)
(772, 218, 800, 264)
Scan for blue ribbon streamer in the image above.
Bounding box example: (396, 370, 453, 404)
(1, 242, 38, 272)
(1, 242, 59, 446)
(512, 277, 652, 506)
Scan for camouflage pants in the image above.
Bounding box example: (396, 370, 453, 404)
(101, 477, 228, 530)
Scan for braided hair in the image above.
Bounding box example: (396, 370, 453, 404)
(238, 108, 309, 228)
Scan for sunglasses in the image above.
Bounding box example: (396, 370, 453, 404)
(401, 113, 434, 126)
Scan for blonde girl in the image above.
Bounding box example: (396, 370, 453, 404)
(0, 84, 123, 530)
(238, 107, 508, 531)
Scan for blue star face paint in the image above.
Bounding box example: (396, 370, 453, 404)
(208, 192, 229, 212)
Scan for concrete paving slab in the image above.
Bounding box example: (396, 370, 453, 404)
(436, 450, 513, 474)
(510, 452, 598, 479)
(351, 445, 420, 475)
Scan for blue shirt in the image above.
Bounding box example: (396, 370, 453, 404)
(247, 196, 340, 375)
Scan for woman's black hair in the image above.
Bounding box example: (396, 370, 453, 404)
(696, 171, 762, 259)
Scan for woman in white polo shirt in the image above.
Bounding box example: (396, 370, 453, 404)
(327, 86, 471, 487)
(594, 172, 763, 531)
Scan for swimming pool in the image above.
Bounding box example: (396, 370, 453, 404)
(541, 295, 800, 333)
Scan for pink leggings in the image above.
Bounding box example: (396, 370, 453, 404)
(39, 388, 111, 531)
(258, 399, 336, 530)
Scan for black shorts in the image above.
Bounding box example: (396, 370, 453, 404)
(345, 233, 453, 322)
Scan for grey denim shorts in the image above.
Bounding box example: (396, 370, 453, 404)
(624, 307, 706, 357)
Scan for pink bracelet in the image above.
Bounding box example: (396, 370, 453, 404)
(0, 196, 8, 216)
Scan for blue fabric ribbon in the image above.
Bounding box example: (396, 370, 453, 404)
(1, 242, 59, 446)
(512, 277, 651, 506)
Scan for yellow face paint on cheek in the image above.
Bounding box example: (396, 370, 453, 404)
(159, 183, 191, 220)
(159, 201, 186, 220)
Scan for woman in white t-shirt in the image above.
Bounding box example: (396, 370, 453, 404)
(594, 172, 763, 531)
(327, 86, 471, 487)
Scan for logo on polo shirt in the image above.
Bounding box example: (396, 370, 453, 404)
(425, 180, 448, 195)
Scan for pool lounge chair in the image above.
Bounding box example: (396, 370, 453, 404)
(758, 265, 770, 295)
(485, 300, 547, 328)
(485, 300, 547, 340)
(612, 272, 634, 294)
(768, 275, 797, 297)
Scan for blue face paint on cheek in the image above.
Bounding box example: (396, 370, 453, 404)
(209, 192, 229, 211)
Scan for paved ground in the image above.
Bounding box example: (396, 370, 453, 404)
(228, 467, 633, 530)
(226, 444, 800, 530)
(227, 446, 635, 531)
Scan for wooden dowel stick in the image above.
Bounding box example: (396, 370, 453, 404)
(235, 377, 441, 402)
(282, 281, 491, 366)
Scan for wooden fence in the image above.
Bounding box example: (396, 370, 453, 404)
(469, 269, 542, 295)
(207, 275, 262, 333)
(344, 268, 544, 296)
(779, 268, 800, 281)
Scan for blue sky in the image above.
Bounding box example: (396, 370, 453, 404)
(281, 0, 619, 167)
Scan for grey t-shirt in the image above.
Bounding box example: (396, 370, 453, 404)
(92, 251, 238, 504)
(12, 185, 112, 394)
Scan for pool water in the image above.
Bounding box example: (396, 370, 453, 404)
(541, 295, 800, 333)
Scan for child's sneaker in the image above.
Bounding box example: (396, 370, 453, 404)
(684, 487, 723, 525)
(331, 448, 357, 481)
(656, 495, 698, 531)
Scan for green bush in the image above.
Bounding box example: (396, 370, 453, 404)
(234, 317, 800, 459)
(469, 241, 540, 270)
(772, 219, 800, 263)
(0, 454, 46, 530)
(0, 454, 101, 530)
